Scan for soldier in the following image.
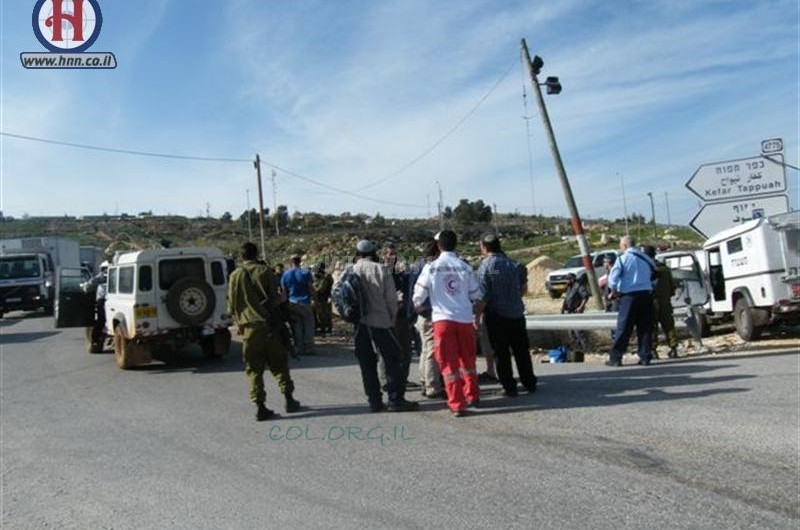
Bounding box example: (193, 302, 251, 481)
(643, 245, 679, 358)
(228, 242, 301, 421)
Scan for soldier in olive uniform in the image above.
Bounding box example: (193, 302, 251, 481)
(228, 242, 301, 421)
(643, 245, 679, 358)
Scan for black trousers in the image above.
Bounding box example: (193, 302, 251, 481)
(485, 314, 537, 391)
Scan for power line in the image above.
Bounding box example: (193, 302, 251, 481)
(0, 131, 425, 209)
(266, 162, 425, 209)
(354, 58, 518, 192)
(0, 131, 252, 163)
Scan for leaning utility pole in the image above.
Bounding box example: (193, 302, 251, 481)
(521, 38, 603, 310)
(254, 154, 267, 260)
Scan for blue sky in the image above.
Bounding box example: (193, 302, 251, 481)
(1, 0, 798, 227)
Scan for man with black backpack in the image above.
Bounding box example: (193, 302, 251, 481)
(349, 239, 418, 413)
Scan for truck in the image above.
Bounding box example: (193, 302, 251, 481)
(0, 237, 81, 317)
(79, 245, 105, 274)
(545, 250, 618, 299)
(700, 211, 800, 340)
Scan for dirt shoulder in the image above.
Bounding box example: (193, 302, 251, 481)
(524, 295, 799, 363)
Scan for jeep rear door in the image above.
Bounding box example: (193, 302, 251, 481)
(54, 267, 93, 328)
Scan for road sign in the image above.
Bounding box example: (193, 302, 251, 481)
(686, 154, 786, 201)
(689, 194, 790, 238)
(761, 138, 783, 154)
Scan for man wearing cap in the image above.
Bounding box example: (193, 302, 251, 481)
(477, 233, 537, 396)
(352, 239, 419, 412)
(281, 254, 316, 356)
(413, 230, 484, 416)
(606, 235, 657, 366)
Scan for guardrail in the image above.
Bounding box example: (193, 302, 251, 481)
(525, 311, 689, 330)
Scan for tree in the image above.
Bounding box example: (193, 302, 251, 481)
(273, 205, 289, 230)
(452, 199, 493, 225)
(220, 211, 232, 222)
(372, 212, 386, 227)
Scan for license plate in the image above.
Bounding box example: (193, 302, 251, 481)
(134, 306, 157, 318)
(6, 297, 21, 303)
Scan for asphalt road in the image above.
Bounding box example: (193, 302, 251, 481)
(2, 313, 798, 530)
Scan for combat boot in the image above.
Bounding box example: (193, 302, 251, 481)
(284, 393, 301, 413)
(255, 403, 275, 421)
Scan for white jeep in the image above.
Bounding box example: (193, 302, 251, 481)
(57, 246, 233, 368)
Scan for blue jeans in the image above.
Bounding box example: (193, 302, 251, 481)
(609, 291, 654, 363)
(354, 325, 405, 406)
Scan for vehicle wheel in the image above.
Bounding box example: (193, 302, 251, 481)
(733, 298, 762, 341)
(165, 278, 216, 326)
(43, 303, 54, 316)
(201, 329, 231, 358)
(113, 326, 132, 369)
(548, 290, 561, 299)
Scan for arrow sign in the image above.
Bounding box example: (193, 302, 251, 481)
(686, 154, 786, 201)
(689, 194, 790, 238)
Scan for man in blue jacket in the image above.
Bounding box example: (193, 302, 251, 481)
(606, 235, 657, 366)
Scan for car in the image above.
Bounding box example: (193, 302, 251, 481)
(55, 246, 233, 369)
(545, 250, 618, 299)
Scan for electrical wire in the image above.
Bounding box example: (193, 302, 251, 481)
(353, 58, 518, 192)
(0, 131, 426, 209)
(0, 131, 252, 163)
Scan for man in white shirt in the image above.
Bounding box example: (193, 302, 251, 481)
(413, 230, 483, 417)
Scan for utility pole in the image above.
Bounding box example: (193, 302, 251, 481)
(435, 180, 444, 231)
(271, 169, 279, 236)
(493, 203, 499, 233)
(664, 191, 672, 228)
(245, 189, 253, 241)
(254, 154, 267, 261)
(522, 87, 537, 216)
(647, 192, 657, 240)
(521, 38, 603, 310)
(619, 172, 629, 235)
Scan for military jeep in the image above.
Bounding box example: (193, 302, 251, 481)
(56, 247, 233, 369)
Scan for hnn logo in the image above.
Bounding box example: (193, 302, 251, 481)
(33, 0, 102, 52)
(22, 0, 116, 69)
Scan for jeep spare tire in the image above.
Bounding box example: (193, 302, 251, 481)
(166, 278, 216, 325)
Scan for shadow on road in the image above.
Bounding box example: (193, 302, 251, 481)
(525, 361, 753, 411)
(0, 330, 60, 344)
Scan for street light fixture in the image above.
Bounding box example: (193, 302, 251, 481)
(521, 38, 603, 310)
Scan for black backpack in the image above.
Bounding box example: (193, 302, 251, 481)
(332, 268, 367, 324)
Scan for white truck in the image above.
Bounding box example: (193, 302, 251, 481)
(700, 211, 799, 340)
(0, 237, 80, 317)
